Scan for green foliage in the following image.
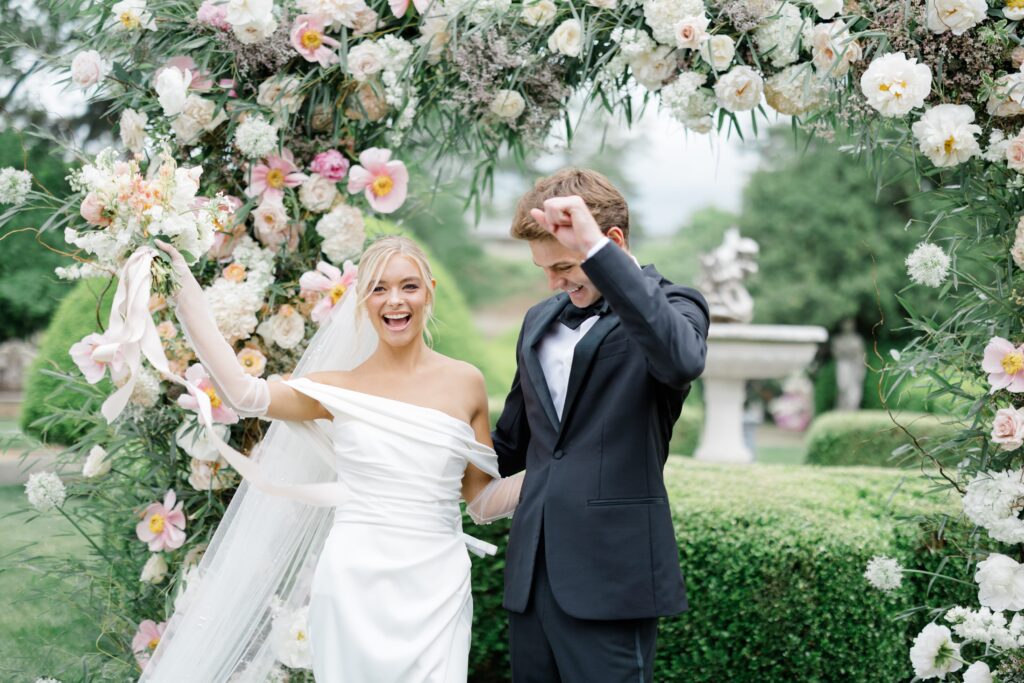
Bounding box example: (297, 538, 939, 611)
(0, 130, 74, 342)
(805, 410, 960, 468)
(466, 459, 973, 682)
(669, 403, 703, 456)
(20, 278, 114, 445)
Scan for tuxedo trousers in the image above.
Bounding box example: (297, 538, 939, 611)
(507, 532, 658, 683)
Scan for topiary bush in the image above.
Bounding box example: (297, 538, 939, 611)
(19, 278, 115, 445)
(465, 459, 972, 682)
(804, 410, 960, 468)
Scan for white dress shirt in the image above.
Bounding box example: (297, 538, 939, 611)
(537, 238, 638, 421)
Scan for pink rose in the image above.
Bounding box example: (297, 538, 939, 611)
(992, 407, 1024, 451)
(71, 50, 109, 88)
(1007, 133, 1024, 172)
(80, 192, 111, 226)
(310, 150, 350, 182)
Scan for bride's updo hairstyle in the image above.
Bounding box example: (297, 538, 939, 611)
(356, 235, 437, 342)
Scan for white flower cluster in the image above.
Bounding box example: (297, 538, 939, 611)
(316, 203, 366, 264)
(753, 2, 806, 68)
(204, 235, 276, 341)
(607, 28, 675, 92)
(660, 72, 715, 133)
(296, 0, 367, 29)
(905, 242, 950, 288)
(226, 0, 278, 44)
(863, 555, 903, 591)
(234, 115, 280, 158)
(0, 167, 32, 205)
(764, 63, 827, 116)
(946, 605, 1024, 649)
(25, 471, 67, 512)
(643, 0, 705, 45)
(962, 470, 1024, 544)
(128, 365, 164, 407)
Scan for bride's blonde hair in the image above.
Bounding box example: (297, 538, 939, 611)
(356, 235, 437, 343)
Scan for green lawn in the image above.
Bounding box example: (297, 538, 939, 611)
(0, 486, 96, 683)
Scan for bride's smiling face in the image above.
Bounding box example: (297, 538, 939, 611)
(366, 254, 435, 346)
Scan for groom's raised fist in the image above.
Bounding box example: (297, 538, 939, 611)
(530, 195, 605, 256)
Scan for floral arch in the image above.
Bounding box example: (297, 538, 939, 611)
(4, 0, 1024, 678)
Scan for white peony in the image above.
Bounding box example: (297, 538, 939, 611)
(860, 52, 932, 117)
(926, 0, 988, 36)
(764, 63, 827, 116)
(753, 2, 806, 68)
(548, 19, 583, 57)
(299, 174, 340, 213)
(347, 41, 386, 81)
(521, 0, 557, 26)
(119, 108, 148, 153)
(270, 606, 313, 669)
(963, 661, 993, 683)
(25, 471, 66, 512)
(232, 16, 278, 44)
(909, 623, 963, 680)
(71, 50, 110, 88)
(630, 45, 676, 91)
(674, 14, 710, 49)
(1007, 0, 1024, 20)
(810, 0, 842, 18)
(643, 0, 705, 45)
(863, 555, 903, 591)
(963, 470, 1024, 544)
(226, 0, 274, 26)
(976, 553, 1024, 612)
(155, 66, 193, 117)
(714, 65, 764, 112)
(82, 445, 112, 478)
(698, 34, 736, 71)
(489, 89, 526, 119)
(911, 104, 981, 167)
(175, 420, 230, 462)
(257, 305, 307, 349)
(905, 242, 950, 288)
(806, 20, 861, 76)
(233, 115, 279, 158)
(140, 553, 168, 583)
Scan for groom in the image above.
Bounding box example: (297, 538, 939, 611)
(491, 168, 710, 682)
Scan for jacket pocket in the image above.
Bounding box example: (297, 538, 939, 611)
(587, 496, 666, 507)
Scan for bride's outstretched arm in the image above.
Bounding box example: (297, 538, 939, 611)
(156, 241, 329, 422)
(461, 369, 524, 524)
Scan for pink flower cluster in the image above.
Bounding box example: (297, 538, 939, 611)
(347, 148, 408, 214)
(300, 260, 358, 323)
(310, 150, 350, 182)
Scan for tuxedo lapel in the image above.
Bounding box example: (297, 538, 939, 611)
(559, 311, 620, 432)
(522, 295, 564, 431)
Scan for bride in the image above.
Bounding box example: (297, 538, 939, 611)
(142, 235, 523, 681)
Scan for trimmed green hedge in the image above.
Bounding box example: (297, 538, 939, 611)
(466, 459, 971, 682)
(19, 279, 115, 445)
(805, 410, 960, 468)
(669, 403, 703, 456)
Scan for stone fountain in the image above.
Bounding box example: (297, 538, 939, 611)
(692, 228, 827, 464)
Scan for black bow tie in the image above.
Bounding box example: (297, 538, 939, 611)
(557, 298, 609, 330)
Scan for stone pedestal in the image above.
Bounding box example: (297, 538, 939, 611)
(694, 323, 828, 464)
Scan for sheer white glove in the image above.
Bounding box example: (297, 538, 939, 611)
(155, 241, 271, 418)
(466, 471, 524, 525)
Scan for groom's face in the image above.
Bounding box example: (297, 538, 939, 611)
(529, 238, 602, 308)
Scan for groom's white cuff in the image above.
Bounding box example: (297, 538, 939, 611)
(585, 236, 610, 260)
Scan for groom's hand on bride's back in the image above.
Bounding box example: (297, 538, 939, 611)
(529, 195, 606, 256)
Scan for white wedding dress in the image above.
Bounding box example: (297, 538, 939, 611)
(285, 377, 500, 682)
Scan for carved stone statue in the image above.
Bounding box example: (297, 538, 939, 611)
(831, 318, 865, 411)
(696, 227, 760, 324)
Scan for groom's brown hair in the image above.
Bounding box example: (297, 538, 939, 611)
(510, 168, 630, 245)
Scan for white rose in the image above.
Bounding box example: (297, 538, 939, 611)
(172, 95, 228, 145)
(140, 553, 168, 584)
(548, 19, 583, 57)
(631, 45, 676, 91)
(927, 0, 988, 35)
(489, 89, 526, 119)
(859, 52, 932, 117)
(71, 50, 110, 88)
(963, 662, 993, 683)
(521, 0, 556, 26)
(347, 41, 385, 81)
(698, 34, 735, 71)
(82, 445, 112, 478)
(713, 65, 764, 112)
(232, 16, 278, 44)
(299, 173, 340, 212)
(258, 305, 307, 349)
(257, 75, 304, 121)
(976, 553, 1024, 612)
(119, 108, 148, 153)
(155, 66, 193, 117)
(810, 0, 842, 18)
(188, 456, 236, 491)
(911, 103, 981, 168)
(252, 200, 291, 247)
(674, 15, 710, 50)
(807, 21, 862, 76)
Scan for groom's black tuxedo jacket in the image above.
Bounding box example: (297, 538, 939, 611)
(492, 243, 710, 621)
